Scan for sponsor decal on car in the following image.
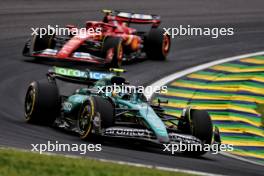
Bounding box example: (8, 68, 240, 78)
(53, 66, 113, 80)
(105, 127, 153, 138)
(63, 102, 72, 111)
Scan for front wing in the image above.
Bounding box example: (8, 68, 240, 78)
(23, 44, 109, 64)
(103, 126, 203, 145)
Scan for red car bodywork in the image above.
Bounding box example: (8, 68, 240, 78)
(23, 10, 164, 65)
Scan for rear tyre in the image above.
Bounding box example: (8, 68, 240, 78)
(145, 28, 170, 60)
(102, 37, 123, 68)
(78, 96, 114, 140)
(24, 81, 60, 125)
(184, 110, 213, 156)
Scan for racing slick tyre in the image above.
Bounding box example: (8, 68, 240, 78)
(185, 110, 213, 156)
(145, 28, 170, 60)
(24, 81, 60, 125)
(102, 37, 123, 68)
(78, 96, 114, 140)
(31, 29, 55, 52)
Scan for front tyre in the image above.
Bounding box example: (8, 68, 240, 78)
(25, 81, 60, 125)
(184, 110, 213, 156)
(78, 96, 114, 140)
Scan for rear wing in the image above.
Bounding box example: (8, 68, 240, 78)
(102, 9, 161, 26)
(47, 66, 113, 85)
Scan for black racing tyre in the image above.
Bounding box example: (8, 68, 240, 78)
(31, 29, 55, 52)
(102, 37, 123, 68)
(78, 96, 114, 140)
(24, 81, 60, 125)
(185, 110, 213, 156)
(92, 96, 114, 128)
(145, 28, 170, 60)
(191, 110, 213, 144)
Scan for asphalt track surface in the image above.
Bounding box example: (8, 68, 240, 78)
(0, 0, 264, 175)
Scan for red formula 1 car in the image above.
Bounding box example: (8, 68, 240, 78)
(23, 10, 171, 68)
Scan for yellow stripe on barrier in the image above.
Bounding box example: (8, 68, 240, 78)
(240, 58, 264, 64)
(253, 76, 264, 83)
(164, 102, 259, 117)
(210, 115, 260, 127)
(222, 140, 264, 147)
(189, 74, 264, 83)
(187, 73, 264, 85)
(187, 74, 219, 81)
(211, 65, 264, 72)
(219, 129, 264, 137)
(164, 92, 231, 100)
(238, 85, 264, 96)
(231, 95, 264, 104)
(171, 82, 239, 92)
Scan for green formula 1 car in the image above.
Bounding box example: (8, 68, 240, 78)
(24, 67, 221, 156)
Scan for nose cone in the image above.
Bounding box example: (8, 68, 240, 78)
(139, 104, 170, 143)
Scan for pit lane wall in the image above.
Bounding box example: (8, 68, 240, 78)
(154, 56, 264, 163)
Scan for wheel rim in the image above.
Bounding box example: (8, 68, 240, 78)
(106, 48, 114, 61)
(79, 105, 93, 136)
(162, 35, 170, 55)
(25, 87, 36, 119)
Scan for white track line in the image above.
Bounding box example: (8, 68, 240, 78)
(145, 51, 264, 166)
(1, 146, 223, 176)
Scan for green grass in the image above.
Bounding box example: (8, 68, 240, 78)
(0, 148, 194, 176)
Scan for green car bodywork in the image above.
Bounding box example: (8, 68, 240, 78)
(60, 67, 170, 142)
(25, 66, 221, 156)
